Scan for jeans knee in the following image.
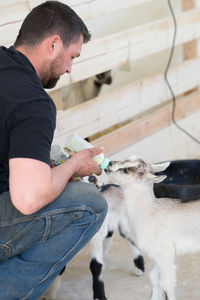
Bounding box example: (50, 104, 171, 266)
(59, 181, 107, 213)
(83, 183, 108, 219)
(97, 195, 107, 222)
(36, 182, 108, 229)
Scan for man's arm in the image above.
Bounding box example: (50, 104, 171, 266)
(9, 147, 103, 215)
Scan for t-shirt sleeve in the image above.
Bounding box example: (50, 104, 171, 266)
(8, 99, 56, 166)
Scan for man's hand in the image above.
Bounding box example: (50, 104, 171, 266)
(69, 147, 103, 177)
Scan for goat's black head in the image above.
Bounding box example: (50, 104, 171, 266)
(94, 71, 112, 86)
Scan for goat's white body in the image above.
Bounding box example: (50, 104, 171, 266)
(106, 158, 200, 300)
(124, 185, 200, 257)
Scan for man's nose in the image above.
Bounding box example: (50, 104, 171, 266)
(66, 67, 71, 74)
(66, 62, 72, 73)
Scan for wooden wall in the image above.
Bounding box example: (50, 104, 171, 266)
(1, 0, 200, 158)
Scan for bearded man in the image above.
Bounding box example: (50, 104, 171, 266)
(0, 2, 107, 299)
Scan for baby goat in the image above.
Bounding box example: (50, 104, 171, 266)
(104, 156, 200, 300)
(89, 175, 145, 300)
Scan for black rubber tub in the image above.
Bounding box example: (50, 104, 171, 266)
(153, 159, 200, 201)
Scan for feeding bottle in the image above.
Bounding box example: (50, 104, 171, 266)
(50, 144, 69, 165)
(65, 133, 109, 170)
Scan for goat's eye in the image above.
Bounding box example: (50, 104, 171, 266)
(124, 168, 128, 174)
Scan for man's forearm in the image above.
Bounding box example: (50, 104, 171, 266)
(9, 147, 103, 215)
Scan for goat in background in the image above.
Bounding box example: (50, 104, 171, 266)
(61, 70, 112, 109)
(105, 156, 200, 300)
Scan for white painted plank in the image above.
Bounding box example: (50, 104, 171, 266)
(70, 0, 155, 21)
(0, 0, 26, 7)
(53, 56, 200, 145)
(28, 0, 154, 19)
(0, 22, 22, 46)
(0, 2, 29, 26)
(0, 0, 154, 32)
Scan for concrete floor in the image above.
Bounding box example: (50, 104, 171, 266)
(44, 234, 200, 300)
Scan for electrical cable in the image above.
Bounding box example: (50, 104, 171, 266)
(165, 0, 200, 144)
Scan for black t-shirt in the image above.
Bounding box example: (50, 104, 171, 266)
(0, 46, 56, 194)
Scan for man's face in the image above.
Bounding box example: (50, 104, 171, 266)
(42, 35, 83, 89)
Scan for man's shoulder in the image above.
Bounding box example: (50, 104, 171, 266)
(0, 47, 55, 113)
(0, 45, 42, 92)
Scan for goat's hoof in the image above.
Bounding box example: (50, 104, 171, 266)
(131, 268, 144, 277)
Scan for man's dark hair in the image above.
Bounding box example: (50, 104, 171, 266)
(14, 1, 91, 47)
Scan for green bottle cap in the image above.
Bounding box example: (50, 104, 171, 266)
(100, 157, 110, 170)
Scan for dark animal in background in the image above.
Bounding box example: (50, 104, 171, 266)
(61, 70, 112, 109)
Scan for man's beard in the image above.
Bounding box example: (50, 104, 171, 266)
(43, 76, 60, 89)
(42, 56, 62, 89)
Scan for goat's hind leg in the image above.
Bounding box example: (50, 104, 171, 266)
(90, 231, 108, 300)
(118, 228, 144, 276)
(103, 230, 114, 256)
(129, 242, 145, 276)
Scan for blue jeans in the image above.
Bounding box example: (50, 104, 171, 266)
(0, 181, 107, 299)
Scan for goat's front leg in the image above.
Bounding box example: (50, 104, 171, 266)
(90, 231, 107, 300)
(149, 256, 176, 300)
(149, 262, 163, 300)
(157, 258, 176, 300)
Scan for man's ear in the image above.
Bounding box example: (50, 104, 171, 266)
(47, 35, 62, 56)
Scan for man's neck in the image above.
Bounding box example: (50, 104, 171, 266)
(14, 45, 44, 81)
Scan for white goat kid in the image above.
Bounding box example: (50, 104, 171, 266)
(89, 176, 145, 300)
(104, 156, 200, 300)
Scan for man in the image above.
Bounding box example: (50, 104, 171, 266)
(0, 1, 107, 299)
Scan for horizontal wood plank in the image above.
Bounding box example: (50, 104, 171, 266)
(0, 1, 29, 26)
(92, 91, 200, 156)
(68, 0, 154, 21)
(0, 0, 154, 26)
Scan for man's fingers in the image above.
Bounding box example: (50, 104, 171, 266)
(89, 146, 104, 157)
(94, 167, 102, 176)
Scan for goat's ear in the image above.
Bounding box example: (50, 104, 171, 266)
(145, 173, 167, 183)
(153, 175, 167, 183)
(151, 162, 170, 173)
